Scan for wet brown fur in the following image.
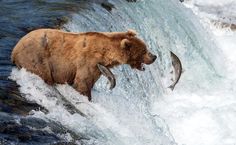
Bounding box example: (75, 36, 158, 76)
(11, 29, 155, 101)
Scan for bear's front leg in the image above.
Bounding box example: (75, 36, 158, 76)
(73, 69, 93, 101)
(73, 80, 92, 101)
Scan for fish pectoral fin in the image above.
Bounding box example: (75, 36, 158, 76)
(171, 78, 174, 82)
(97, 63, 116, 90)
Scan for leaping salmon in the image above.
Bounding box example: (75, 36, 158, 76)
(97, 63, 116, 90)
(168, 51, 183, 90)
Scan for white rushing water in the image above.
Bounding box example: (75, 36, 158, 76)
(10, 0, 236, 145)
(153, 0, 236, 145)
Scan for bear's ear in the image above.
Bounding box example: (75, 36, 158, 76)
(121, 39, 132, 50)
(127, 29, 137, 37)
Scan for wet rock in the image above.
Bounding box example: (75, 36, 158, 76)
(0, 112, 81, 144)
(126, 0, 137, 2)
(101, 2, 115, 12)
(53, 17, 70, 29)
(0, 87, 48, 115)
(53, 142, 77, 145)
(20, 117, 48, 129)
(0, 113, 60, 144)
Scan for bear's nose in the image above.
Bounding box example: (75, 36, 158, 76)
(152, 55, 157, 62)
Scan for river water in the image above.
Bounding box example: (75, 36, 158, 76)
(1, 0, 236, 145)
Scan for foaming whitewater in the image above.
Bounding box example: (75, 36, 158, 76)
(10, 0, 236, 145)
(10, 67, 174, 145)
(153, 1, 236, 145)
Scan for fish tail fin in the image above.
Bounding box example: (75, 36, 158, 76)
(168, 85, 175, 91)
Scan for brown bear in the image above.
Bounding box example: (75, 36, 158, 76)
(11, 29, 157, 101)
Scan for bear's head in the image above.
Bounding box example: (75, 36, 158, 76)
(118, 30, 157, 71)
(97, 30, 157, 90)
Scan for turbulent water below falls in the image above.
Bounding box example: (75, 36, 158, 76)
(2, 0, 236, 145)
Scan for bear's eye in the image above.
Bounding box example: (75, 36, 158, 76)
(141, 49, 147, 55)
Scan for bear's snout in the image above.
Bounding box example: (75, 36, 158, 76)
(150, 54, 157, 62)
(143, 52, 157, 65)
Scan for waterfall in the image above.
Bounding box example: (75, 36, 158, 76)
(10, 0, 235, 145)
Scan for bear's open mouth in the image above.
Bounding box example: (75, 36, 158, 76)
(140, 63, 145, 71)
(137, 63, 145, 71)
(130, 62, 145, 71)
